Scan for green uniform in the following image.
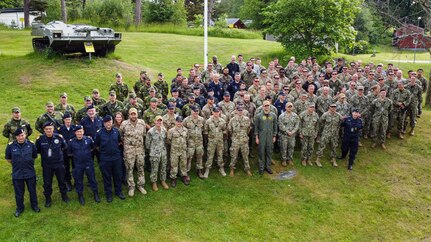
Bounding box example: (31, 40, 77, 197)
(370, 97, 393, 144)
(35, 111, 63, 133)
(3, 119, 33, 142)
(183, 115, 205, 171)
(278, 112, 299, 162)
(99, 101, 124, 118)
(316, 111, 342, 159)
(122, 103, 144, 119)
(299, 110, 319, 160)
(204, 116, 227, 169)
(228, 115, 251, 171)
(143, 108, 164, 127)
(405, 83, 422, 129)
(154, 80, 169, 101)
(92, 97, 107, 107)
(167, 126, 188, 179)
(54, 104, 76, 121)
(390, 88, 411, 133)
(145, 126, 168, 183)
(254, 111, 277, 170)
(109, 83, 129, 102)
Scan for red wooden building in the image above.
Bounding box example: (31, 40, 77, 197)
(393, 24, 431, 49)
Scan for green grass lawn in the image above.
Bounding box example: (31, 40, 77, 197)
(0, 30, 430, 241)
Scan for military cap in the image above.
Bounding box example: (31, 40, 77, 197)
(103, 115, 113, 122)
(150, 97, 158, 103)
(330, 103, 337, 107)
(168, 97, 177, 103)
(175, 116, 183, 122)
(129, 108, 138, 114)
(236, 106, 243, 111)
(377, 63, 383, 67)
(236, 101, 244, 106)
(158, 72, 163, 76)
(339, 93, 346, 98)
(92, 89, 100, 93)
(239, 87, 246, 91)
(46, 101, 54, 107)
(60, 92, 68, 98)
(74, 125, 83, 132)
(223, 92, 230, 97)
(155, 93, 162, 98)
(84, 96, 92, 101)
(263, 101, 271, 106)
(109, 91, 116, 96)
(352, 108, 360, 113)
(115, 73, 122, 77)
(43, 121, 54, 128)
(357, 85, 364, 90)
(129, 93, 137, 99)
(265, 95, 272, 100)
(188, 95, 195, 99)
(140, 70, 147, 75)
(14, 127, 25, 136)
(155, 115, 163, 121)
(286, 102, 293, 107)
(149, 87, 156, 92)
(171, 88, 179, 93)
(212, 55, 218, 59)
(86, 105, 95, 110)
(278, 92, 286, 96)
(12, 107, 21, 113)
(300, 93, 308, 97)
(207, 95, 214, 100)
(191, 105, 199, 112)
(397, 80, 404, 85)
(168, 104, 175, 110)
(308, 103, 316, 107)
(207, 88, 214, 92)
(62, 112, 72, 119)
(212, 107, 220, 112)
(193, 86, 200, 90)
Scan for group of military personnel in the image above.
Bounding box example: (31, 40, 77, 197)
(4, 54, 428, 217)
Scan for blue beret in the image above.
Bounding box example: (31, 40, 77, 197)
(86, 105, 95, 111)
(191, 105, 199, 112)
(223, 92, 230, 97)
(171, 88, 178, 93)
(62, 112, 72, 119)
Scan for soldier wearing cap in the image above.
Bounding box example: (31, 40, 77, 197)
(204, 107, 227, 177)
(35, 101, 64, 133)
(278, 102, 300, 166)
(100, 91, 125, 118)
(79, 105, 103, 142)
(143, 87, 158, 108)
(58, 112, 76, 191)
(3, 107, 33, 143)
(122, 93, 144, 119)
(75, 96, 95, 123)
(94, 115, 125, 202)
(182, 95, 200, 117)
(91, 89, 107, 107)
(404, 75, 423, 136)
(139, 77, 157, 100)
(338, 109, 363, 170)
(35, 121, 69, 207)
(180, 105, 204, 178)
(5, 128, 39, 217)
(218, 92, 236, 118)
(119, 108, 147, 197)
(67, 125, 100, 205)
(350, 85, 370, 142)
(154, 72, 169, 101)
(145, 115, 169, 191)
(178, 76, 193, 99)
(254, 100, 278, 175)
(109, 73, 129, 102)
(335, 93, 351, 118)
(55, 92, 76, 122)
(228, 105, 252, 176)
(133, 70, 148, 94)
(390, 81, 411, 139)
(299, 103, 319, 166)
(274, 92, 288, 115)
(167, 116, 189, 187)
(315, 103, 343, 167)
(143, 97, 164, 129)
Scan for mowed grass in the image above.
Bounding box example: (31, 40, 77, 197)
(0, 30, 431, 241)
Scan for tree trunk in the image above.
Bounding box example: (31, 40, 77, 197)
(426, 74, 431, 107)
(61, 0, 67, 23)
(23, 0, 30, 28)
(134, 0, 142, 26)
(208, 0, 215, 25)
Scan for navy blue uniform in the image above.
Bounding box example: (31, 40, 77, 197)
(68, 136, 98, 194)
(176, 97, 186, 110)
(5, 140, 38, 212)
(195, 95, 207, 108)
(79, 116, 103, 139)
(94, 127, 122, 198)
(35, 133, 68, 198)
(227, 80, 241, 100)
(274, 99, 288, 116)
(340, 116, 363, 168)
(209, 81, 224, 102)
(58, 124, 76, 185)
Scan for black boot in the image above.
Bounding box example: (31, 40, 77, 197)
(78, 194, 85, 205)
(66, 181, 73, 192)
(61, 193, 70, 203)
(94, 192, 101, 203)
(45, 196, 52, 208)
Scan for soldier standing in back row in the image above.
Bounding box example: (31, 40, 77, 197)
(109, 73, 129, 102)
(35, 102, 63, 133)
(3, 107, 33, 143)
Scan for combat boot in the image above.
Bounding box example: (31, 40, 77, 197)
(45, 196, 51, 208)
(203, 168, 210, 178)
(246, 169, 252, 176)
(128, 189, 134, 197)
(409, 128, 415, 136)
(288, 160, 294, 166)
(138, 186, 147, 195)
(371, 143, 377, 148)
(171, 179, 177, 188)
(307, 159, 313, 166)
(219, 167, 226, 177)
(301, 159, 307, 166)
(315, 158, 322, 168)
(363, 134, 368, 139)
(386, 132, 391, 139)
(61, 193, 70, 203)
(381, 143, 386, 150)
(281, 160, 287, 167)
(197, 169, 204, 179)
(94, 192, 101, 203)
(78, 193, 85, 206)
(271, 160, 276, 165)
(358, 141, 363, 147)
(331, 158, 338, 167)
(398, 132, 404, 139)
(182, 176, 190, 185)
(229, 169, 234, 177)
(152, 182, 158, 192)
(161, 180, 169, 190)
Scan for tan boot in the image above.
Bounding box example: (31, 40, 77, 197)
(219, 167, 226, 177)
(203, 168, 210, 178)
(409, 128, 415, 136)
(386, 132, 391, 139)
(399, 132, 404, 139)
(281, 161, 287, 167)
(229, 169, 234, 177)
(301, 159, 307, 166)
(381, 143, 386, 150)
(315, 158, 322, 168)
(128, 189, 134, 197)
(288, 160, 294, 166)
(307, 159, 313, 166)
(160, 180, 169, 190)
(371, 143, 377, 148)
(271, 160, 276, 165)
(138, 186, 147, 195)
(331, 158, 338, 167)
(152, 182, 158, 192)
(358, 141, 363, 147)
(246, 170, 252, 176)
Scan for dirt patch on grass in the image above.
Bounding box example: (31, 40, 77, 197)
(19, 74, 32, 85)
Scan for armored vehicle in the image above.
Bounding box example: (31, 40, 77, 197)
(31, 21, 122, 56)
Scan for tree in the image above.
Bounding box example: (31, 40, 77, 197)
(135, 0, 142, 26)
(240, 0, 275, 29)
(264, 0, 361, 59)
(0, 0, 22, 9)
(24, 0, 30, 28)
(214, 0, 243, 18)
(185, 0, 202, 22)
(61, 0, 67, 23)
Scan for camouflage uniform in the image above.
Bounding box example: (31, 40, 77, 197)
(335, 101, 351, 117)
(390, 88, 411, 133)
(3, 119, 33, 142)
(162, 113, 177, 130)
(183, 115, 205, 171)
(143, 108, 164, 127)
(218, 101, 236, 118)
(122, 102, 144, 119)
(167, 126, 188, 178)
(55, 104, 76, 121)
(278, 112, 300, 162)
(316, 111, 342, 158)
(99, 101, 124, 118)
(299, 110, 319, 160)
(370, 97, 393, 144)
(241, 70, 257, 88)
(138, 84, 155, 99)
(109, 83, 129, 102)
(294, 99, 309, 115)
(119, 119, 146, 190)
(154, 80, 169, 101)
(228, 114, 251, 171)
(405, 83, 422, 130)
(92, 97, 107, 107)
(145, 126, 168, 183)
(181, 102, 199, 117)
(316, 95, 333, 116)
(204, 116, 227, 169)
(35, 111, 63, 133)
(201, 104, 214, 120)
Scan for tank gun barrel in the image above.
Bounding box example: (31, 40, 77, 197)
(75, 27, 100, 32)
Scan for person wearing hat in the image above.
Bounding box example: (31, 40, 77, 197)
(3, 107, 33, 143)
(274, 91, 288, 115)
(254, 100, 278, 175)
(122, 93, 144, 119)
(91, 89, 107, 107)
(289, 78, 307, 100)
(200, 62, 217, 85)
(94, 115, 125, 202)
(145, 115, 169, 191)
(350, 85, 370, 142)
(299, 103, 319, 166)
(58, 112, 76, 191)
(316, 87, 334, 116)
(201, 95, 215, 120)
(181, 95, 199, 117)
(143, 97, 164, 130)
(109, 72, 129, 102)
(133, 70, 149, 94)
(218, 92, 235, 117)
(154, 72, 169, 101)
(55, 92, 76, 122)
(337, 108, 363, 170)
(370, 89, 393, 149)
(278, 102, 300, 167)
(119, 108, 147, 197)
(5, 128, 39, 217)
(182, 106, 206, 178)
(335, 93, 351, 118)
(240, 61, 257, 88)
(79, 105, 103, 141)
(204, 107, 227, 177)
(35, 101, 64, 133)
(75, 96, 95, 124)
(171, 88, 186, 110)
(35, 121, 69, 207)
(390, 81, 411, 139)
(404, 75, 423, 136)
(139, 77, 156, 100)
(67, 125, 100, 205)
(315, 103, 343, 167)
(228, 105, 252, 177)
(99, 91, 124, 118)
(167, 116, 189, 186)
(329, 71, 343, 94)
(212, 55, 223, 74)
(192, 86, 206, 109)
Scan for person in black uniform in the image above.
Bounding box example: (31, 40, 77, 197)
(35, 121, 69, 207)
(58, 112, 76, 191)
(68, 125, 100, 205)
(5, 128, 40, 217)
(94, 115, 125, 202)
(338, 109, 363, 170)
